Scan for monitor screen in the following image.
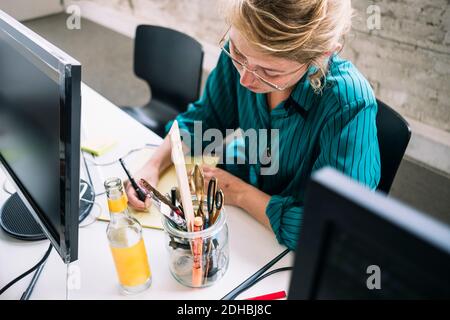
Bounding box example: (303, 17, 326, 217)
(312, 225, 446, 299)
(0, 29, 60, 239)
(289, 167, 450, 299)
(0, 10, 81, 262)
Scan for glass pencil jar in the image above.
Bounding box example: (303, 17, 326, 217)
(161, 197, 229, 288)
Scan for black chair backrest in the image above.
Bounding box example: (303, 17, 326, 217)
(134, 25, 204, 112)
(376, 99, 411, 194)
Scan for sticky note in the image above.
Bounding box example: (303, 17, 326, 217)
(81, 137, 117, 156)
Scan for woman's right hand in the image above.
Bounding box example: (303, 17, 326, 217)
(125, 165, 160, 211)
(125, 136, 173, 211)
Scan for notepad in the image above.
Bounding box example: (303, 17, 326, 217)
(97, 154, 219, 230)
(81, 137, 117, 156)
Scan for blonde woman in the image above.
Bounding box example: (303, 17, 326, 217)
(126, 0, 380, 250)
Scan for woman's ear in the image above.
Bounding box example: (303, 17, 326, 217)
(324, 43, 342, 57)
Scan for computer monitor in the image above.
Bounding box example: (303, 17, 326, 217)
(289, 167, 450, 299)
(0, 10, 83, 263)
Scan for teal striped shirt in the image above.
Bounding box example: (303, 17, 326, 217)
(165, 49, 380, 251)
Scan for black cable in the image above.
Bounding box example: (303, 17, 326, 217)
(82, 150, 95, 193)
(84, 143, 160, 167)
(79, 151, 97, 223)
(229, 267, 294, 300)
(20, 258, 48, 300)
(0, 243, 53, 296)
(221, 248, 291, 300)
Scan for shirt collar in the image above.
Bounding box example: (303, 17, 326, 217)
(289, 66, 318, 115)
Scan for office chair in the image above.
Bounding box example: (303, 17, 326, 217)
(121, 25, 204, 137)
(376, 99, 411, 194)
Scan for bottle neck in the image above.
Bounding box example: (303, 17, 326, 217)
(109, 207, 128, 218)
(107, 192, 129, 216)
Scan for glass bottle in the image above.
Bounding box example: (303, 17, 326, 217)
(104, 177, 152, 294)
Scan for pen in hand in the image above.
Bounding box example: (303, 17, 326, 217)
(119, 158, 147, 202)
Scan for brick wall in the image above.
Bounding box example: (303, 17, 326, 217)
(83, 0, 450, 133)
(343, 0, 450, 132)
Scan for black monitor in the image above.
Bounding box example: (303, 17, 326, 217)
(289, 167, 450, 299)
(0, 10, 82, 263)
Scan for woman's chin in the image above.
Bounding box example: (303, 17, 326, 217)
(244, 85, 269, 93)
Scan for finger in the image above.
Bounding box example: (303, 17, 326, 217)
(128, 195, 145, 210)
(144, 197, 151, 209)
(202, 165, 214, 172)
(203, 169, 216, 176)
(127, 186, 146, 210)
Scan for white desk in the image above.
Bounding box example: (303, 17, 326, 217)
(0, 84, 294, 300)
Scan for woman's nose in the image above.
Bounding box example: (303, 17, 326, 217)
(239, 68, 255, 87)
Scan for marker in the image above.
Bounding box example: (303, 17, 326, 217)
(170, 187, 177, 207)
(246, 290, 287, 300)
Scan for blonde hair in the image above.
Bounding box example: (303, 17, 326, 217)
(222, 0, 353, 92)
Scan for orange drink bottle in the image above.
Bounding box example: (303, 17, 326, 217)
(104, 177, 152, 294)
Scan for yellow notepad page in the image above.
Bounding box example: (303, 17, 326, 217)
(98, 155, 219, 230)
(81, 137, 117, 157)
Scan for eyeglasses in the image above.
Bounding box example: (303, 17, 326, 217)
(219, 30, 306, 91)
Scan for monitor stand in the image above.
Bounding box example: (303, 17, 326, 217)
(0, 179, 94, 241)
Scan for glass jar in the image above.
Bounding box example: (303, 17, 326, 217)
(162, 197, 229, 288)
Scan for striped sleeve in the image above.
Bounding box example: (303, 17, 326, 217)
(312, 99, 381, 189)
(164, 50, 239, 150)
(266, 195, 303, 251)
(265, 100, 381, 251)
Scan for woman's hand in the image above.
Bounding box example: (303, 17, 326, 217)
(125, 135, 173, 211)
(202, 165, 272, 230)
(202, 165, 247, 207)
(125, 164, 159, 211)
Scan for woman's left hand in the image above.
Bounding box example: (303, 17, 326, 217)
(202, 165, 247, 207)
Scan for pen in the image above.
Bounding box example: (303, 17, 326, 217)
(118, 158, 147, 202)
(246, 290, 287, 300)
(171, 187, 177, 207)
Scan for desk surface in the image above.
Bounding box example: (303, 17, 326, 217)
(0, 84, 293, 300)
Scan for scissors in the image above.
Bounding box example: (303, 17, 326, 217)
(207, 177, 224, 227)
